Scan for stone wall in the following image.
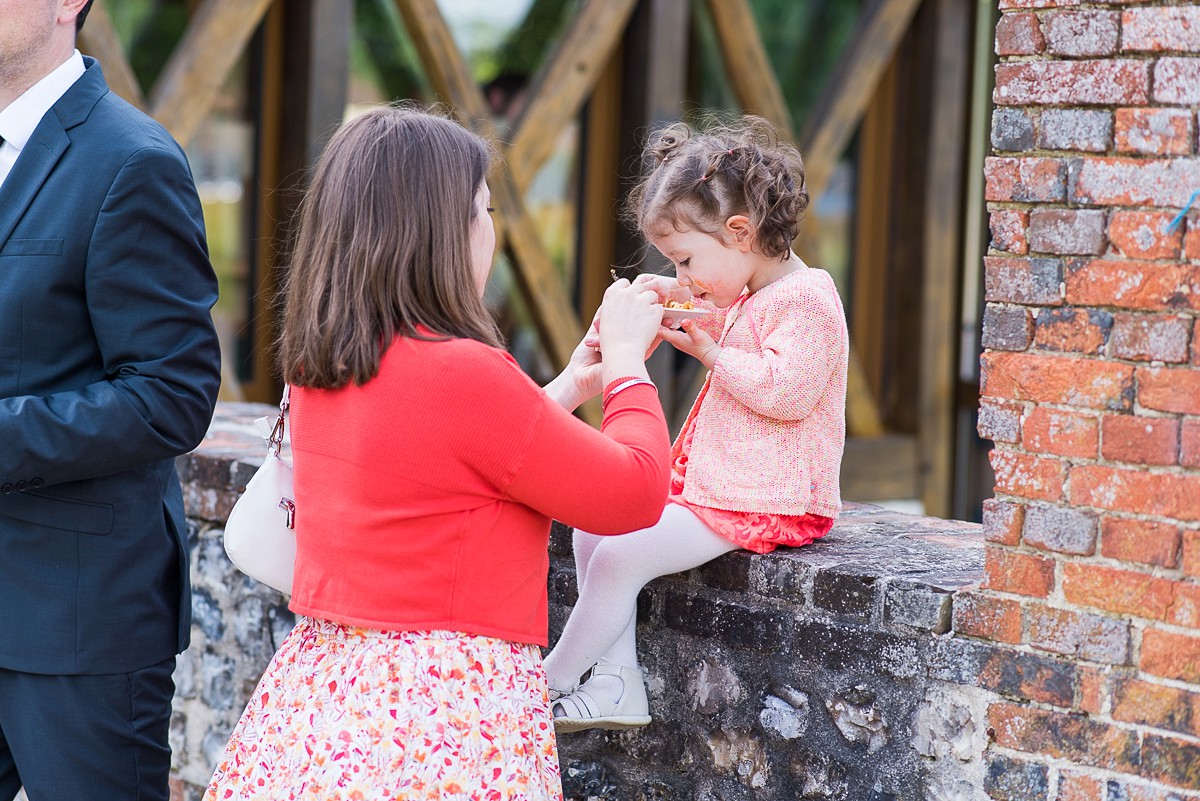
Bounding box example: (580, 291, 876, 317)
(980, 2, 1200, 798)
(172, 403, 1032, 800)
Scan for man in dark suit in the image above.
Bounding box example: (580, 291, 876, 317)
(0, 1, 221, 798)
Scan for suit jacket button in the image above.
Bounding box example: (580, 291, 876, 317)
(0, 484, 12, 494)
(15, 481, 28, 492)
(30, 478, 43, 488)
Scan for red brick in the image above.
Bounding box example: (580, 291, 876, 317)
(953, 591, 1022, 642)
(1124, 784, 1200, 801)
(984, 545, 1057, 597)
(1114, 109, 1193, 157)
(1170, 581, 1200, 628)
(1195, 318, 1200, 364)
(983, 304, 1034, 351)
(1023, 504, 1098, 555)
(983, 497, 1025, 545)
(1043, 10, 1118, 57)
(1069, 464, 1200, 521)
(978, 398, 1023, 444)
(1122, 6, 1200, 53)
(991, 449, 1068, 502)
(989, 209, 1029, 254)
(1186, 220, 1200, 264)
(1065, 260, 1200, 312)
(1111, 676, 1200, 738)
(1056, 770, 1102, 801)
(988, 701, 1140, 770)
(981, 351, 1133, 411)
(1033, 307, 1110, 355)
(1028, 209, 1107, 256)
(985, 157, 1067, 203)
(985, 256, 1063, 305)
(1140, 628, 1200, 683)
(995, 12, 1044, 55)
(1154, 57, 1200, 105)
(1100, 517, 1181, 568)
(1101, 414, 1179, 465)
(1038, 109, 1112, 153)
(1110, 313, 1191, 362)
(1182, 418, 1200, 468)
(1072, 158, 1200, 207)
(1184, 529, 1200, 578)
(1107, 210, 1184, 259)
(1137, 366, 1200, 415)
(998, 0, 1081, 7)
(994, 60, 1149, 106)
(1076, 667, 1106, 716)
(1132, 738, 1200, 798)
(1022, 407, 1098, 459)
(1025, 602, 1129, 663)
(979, 648, 1077, 708)
(1062, 562, 1175, 620)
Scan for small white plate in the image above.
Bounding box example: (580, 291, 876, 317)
(658, 304, 710, 327)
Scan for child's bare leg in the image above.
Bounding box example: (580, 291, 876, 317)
(543, 504, 737, 693)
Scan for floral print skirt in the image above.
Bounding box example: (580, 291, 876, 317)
(204, 617, 563, 801)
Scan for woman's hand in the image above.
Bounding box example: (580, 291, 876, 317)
(597, 279, 663, 362)
(658, 319, 723, 369)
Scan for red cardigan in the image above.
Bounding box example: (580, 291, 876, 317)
(287, 335, 670, 646)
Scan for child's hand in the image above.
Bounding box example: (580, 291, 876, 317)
(658, 319, 722, 369)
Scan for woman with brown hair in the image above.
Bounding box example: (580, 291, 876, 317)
(205, 105, 670, 801)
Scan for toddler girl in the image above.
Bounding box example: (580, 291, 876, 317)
(544, 115, 849, 732)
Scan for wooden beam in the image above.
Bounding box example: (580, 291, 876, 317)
(703, 0, 794, 139)
(393, 0, 582, 372)
(919, 0, 972, 517)
(798, 0, 923, 202)
(148, 0, 275, 145)
(507, 0, 638, 193)
(392, 0, 492, 125)
(701, 0, 887, 437)
(78, 0, 146, 110)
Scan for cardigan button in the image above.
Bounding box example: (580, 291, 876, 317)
(0, 484, 12, 495)
(15, 481, 27, 492)
(30, 478, 43, 489)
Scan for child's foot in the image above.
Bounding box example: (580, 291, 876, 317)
(551, 660, 651, 733)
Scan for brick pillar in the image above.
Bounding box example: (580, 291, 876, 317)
(974, 3, 1200, 797)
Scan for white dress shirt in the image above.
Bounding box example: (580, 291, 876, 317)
(0, 50, 86, 191)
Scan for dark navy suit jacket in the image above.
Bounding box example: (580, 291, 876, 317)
(0, 58, 221, 675)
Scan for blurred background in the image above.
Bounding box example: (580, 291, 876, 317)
(82, 0, 997, 521)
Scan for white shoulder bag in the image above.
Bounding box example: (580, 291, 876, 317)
(223, 386, 297, 595)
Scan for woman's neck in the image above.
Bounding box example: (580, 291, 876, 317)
(747, 250, 806, 294)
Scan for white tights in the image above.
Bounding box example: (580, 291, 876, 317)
(543, 503, 739, 691)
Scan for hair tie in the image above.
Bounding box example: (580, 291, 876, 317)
(728, 149, 734, 156)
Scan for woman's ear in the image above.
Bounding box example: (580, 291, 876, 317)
(725, 215, 754, 253)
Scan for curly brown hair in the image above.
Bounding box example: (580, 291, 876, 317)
(625, 115, 808, 261)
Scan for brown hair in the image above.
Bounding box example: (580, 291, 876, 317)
(76, 1, 94, 33)
(278, 105, 501, 389)
(625, 115, 808, 261)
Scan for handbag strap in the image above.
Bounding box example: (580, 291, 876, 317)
(266, 384, 290, 458)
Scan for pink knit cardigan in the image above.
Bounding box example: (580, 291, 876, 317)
(673, 267, 849, 518)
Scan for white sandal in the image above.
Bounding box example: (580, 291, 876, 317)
(552, 660, 651, 733)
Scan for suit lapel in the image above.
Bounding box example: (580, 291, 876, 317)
(0, 59, 108, 248)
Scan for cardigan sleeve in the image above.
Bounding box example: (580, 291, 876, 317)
(504, 384, 671, 535)
(710, 281, 847, 422)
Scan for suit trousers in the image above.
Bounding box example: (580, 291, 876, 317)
(0, 657, 176, 801)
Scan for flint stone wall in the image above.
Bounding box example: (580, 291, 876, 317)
(171, 402, 989, 800)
